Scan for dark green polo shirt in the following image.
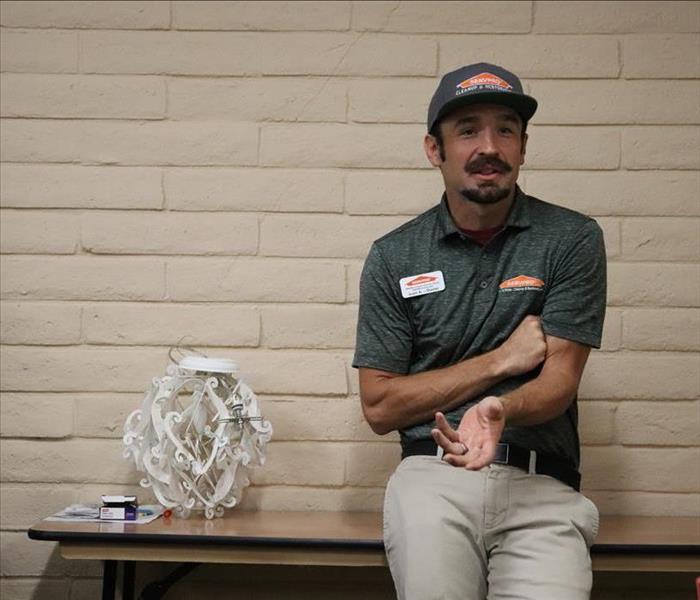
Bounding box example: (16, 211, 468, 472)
(353, 187, 607, 468)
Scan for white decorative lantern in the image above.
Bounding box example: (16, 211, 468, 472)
(123, 353, 272, 519)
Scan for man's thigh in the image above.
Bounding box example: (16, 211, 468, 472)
(383, 456, 489, 600)
(486, 470, 599, 600)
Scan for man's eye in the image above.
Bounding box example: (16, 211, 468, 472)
(500, 127, 514, 134)
(460, 129, 475, 137)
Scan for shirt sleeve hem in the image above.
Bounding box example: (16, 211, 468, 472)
(351, 357, 409, 375)
(541, 321, 602, 349)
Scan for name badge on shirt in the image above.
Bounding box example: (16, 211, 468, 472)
(399, 270, 445, 299)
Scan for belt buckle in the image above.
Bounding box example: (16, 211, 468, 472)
(493, 443, 509, 464)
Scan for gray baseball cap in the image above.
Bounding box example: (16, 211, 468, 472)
(427, 63, 537, 132)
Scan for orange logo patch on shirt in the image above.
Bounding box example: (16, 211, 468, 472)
(456, 73, 513, 91)
(499, 275, 545, 291)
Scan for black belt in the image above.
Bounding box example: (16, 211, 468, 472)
(402, 440, 581, 491)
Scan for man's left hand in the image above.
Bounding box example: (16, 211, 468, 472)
(431, 396, 505, 470)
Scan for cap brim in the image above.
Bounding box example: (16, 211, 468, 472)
(431, 92, 537, 131)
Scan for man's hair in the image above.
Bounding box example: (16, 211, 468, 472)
(430, 119, 528, 162)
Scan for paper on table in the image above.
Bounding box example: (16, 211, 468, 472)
(45, 504, 164, 524)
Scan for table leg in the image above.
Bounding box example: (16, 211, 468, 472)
(102, 560, 117, 600)
(123, 561, 135, 600)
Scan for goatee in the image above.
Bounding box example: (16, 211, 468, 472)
(459, 185, 512, 205)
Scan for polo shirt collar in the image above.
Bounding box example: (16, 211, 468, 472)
(437, 185, 531, 239)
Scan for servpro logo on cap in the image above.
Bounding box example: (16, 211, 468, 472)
(456, 73, 513, 96)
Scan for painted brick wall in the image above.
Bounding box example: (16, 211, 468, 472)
(1, 2, 698, 599)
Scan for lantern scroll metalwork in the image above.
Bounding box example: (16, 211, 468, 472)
(123, 355, 272, 519)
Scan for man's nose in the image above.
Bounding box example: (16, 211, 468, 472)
(477, 129, 499, 155)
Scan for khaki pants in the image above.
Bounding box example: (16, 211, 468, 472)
(383, 455, 599, 600)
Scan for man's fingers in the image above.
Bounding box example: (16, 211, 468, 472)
(434, 412, 461, 443)
(431, 428, 467, 455)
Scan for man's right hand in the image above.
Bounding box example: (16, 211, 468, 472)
(497, 315, 547, 377)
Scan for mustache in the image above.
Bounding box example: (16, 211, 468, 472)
(466, 157, 512, 173)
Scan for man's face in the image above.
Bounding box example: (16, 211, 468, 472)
(425, 103, 527, 205)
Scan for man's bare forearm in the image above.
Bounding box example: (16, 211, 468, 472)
(500, 337, 591, 427)
(360, 349, 510, 434)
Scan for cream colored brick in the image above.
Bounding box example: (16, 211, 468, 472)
(0, 346, 167, 392)
(78, 121, 259, 166)
(239, 485, 385, 511)
(0, 74, 166, 119)
(67, 579, 103, 600)
(82, 211, 258, 255)
(0, 256, 165, 301)
(523, 170, 700, 217)
(534, 1, 700, 33)
(623, 127, 700, 170)
(440, 35, 619, 78)
(0, 439, 137, 483)
(353, 1, 531, 33)
(0, 119, 82, 163)
(596, 217, 620, 258)
(147, 347, 348, 395)
(584, 491, 700, 517)
(345, 442, 401, 486)
(260, 214, 410, 258)
(168, 77, 346, 122)
(263, 395, 396, 443)
(81, 31, 436, 76)
(262, 305, 357, 348)
(529, 80, 700, 125)
(0, 210, 79, 254)
(608, 262, 699, 307)
(260, 123, 428, 168)
(345, 169, 443, 215)
(0, 484, 75, 529)
(2, 120, 259, 166)
(172, 1, 350, 30)
(167, 258, 345, 302)
(346, 261, 364, 303)
(0, 533, 76, 577)
(249, 441, 346, 485)
(0, 578, 69, 600)
(600, 308, 622, 352)
(348, 78, 436, 123)
(223, 349, 349, 395)
(623, 308, 700, 351)
(623, 34, 700, 78)
(0, 1, 170, 29)
(0, 393, 74, 438)
(0, 164, 163, 210)
(165, 168, 343, 213)
(0, 30, 78, 73)
(0, 302, 81, 345)
(582, 446, 699, 492)
(622, 217, 700, 261)
(262, 397, 360, 440)
(74, 393, 143, 437)
(524, 126, 619, 169)
(578, 401, 617, 445)
(83, 302, 260, 346)
(615, 400, 700, 446)
(580, 351, 700, 400)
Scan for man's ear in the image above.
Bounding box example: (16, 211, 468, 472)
(424, 133, 442, 167)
